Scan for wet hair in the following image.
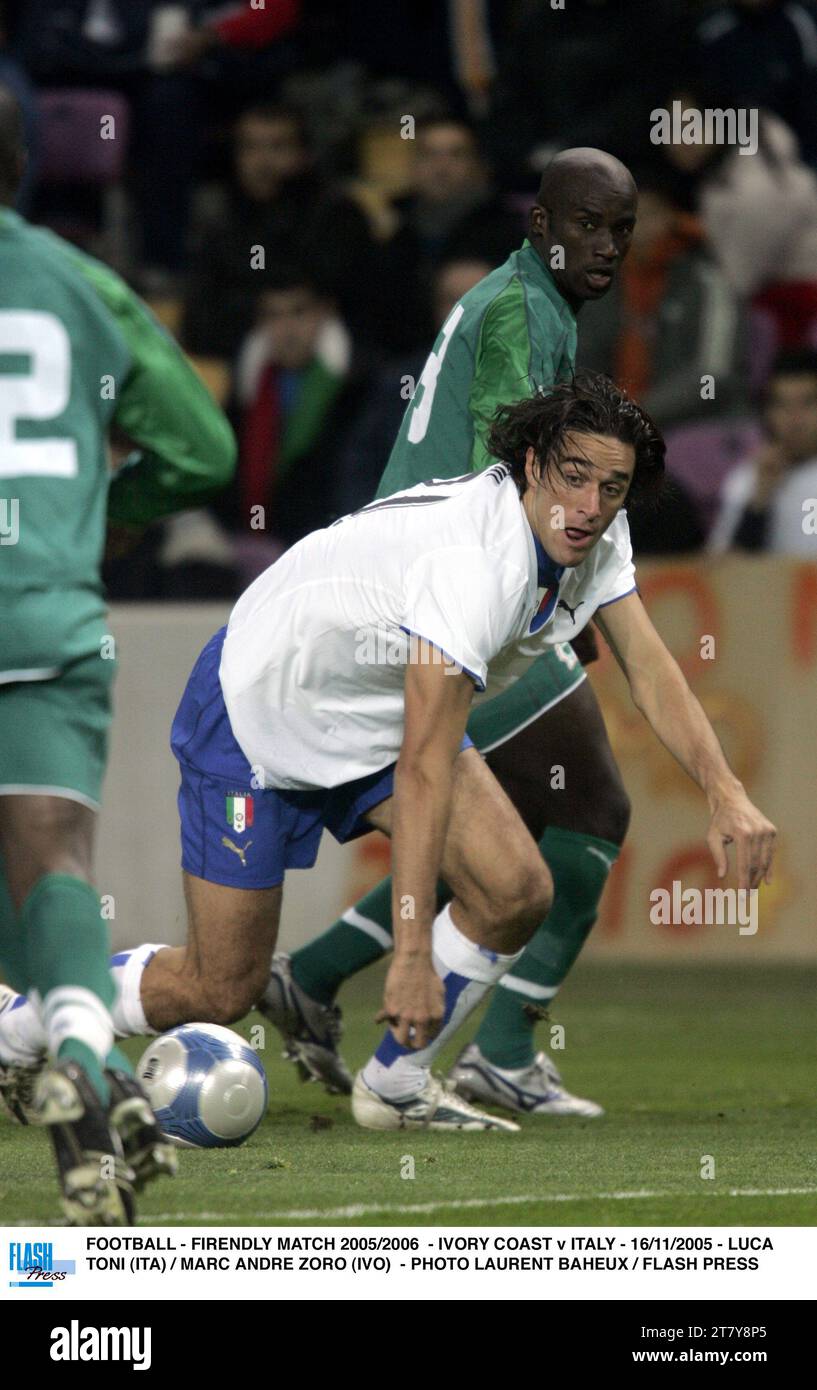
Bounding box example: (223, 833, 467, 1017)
(486, 372, 666, 506)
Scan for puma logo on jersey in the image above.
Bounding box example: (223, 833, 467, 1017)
(222, 835, 253, 866)
(557, 599, 584, 623)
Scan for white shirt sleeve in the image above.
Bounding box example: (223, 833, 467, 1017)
(594, 516, 638, 611)
(402, 546, 528, 691)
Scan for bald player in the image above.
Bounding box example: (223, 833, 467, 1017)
(250, 149, 641, 1122)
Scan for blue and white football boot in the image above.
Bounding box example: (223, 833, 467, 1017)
(352, 1070, 520, 1132)
(448, 1042, 604, 1117)
(0, 983, 45, 1124)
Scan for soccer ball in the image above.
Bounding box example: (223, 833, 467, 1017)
(136, 1023, 268, 1148)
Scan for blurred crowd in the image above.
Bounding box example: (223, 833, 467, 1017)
(2, 0, 817, 595)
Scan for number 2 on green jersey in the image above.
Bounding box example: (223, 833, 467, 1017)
(0, 309, 78, 477)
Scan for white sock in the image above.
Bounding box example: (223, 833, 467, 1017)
(0, 990, 46, 1064)
(36, 986, 114, 1066)
(362, 903, 523, 1102)
(110, 943, 167, 1037)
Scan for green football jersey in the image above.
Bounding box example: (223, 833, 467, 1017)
(376, 240, 577, 498)
(0, 208, 235, 673)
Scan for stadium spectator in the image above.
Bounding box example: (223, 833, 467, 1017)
(160, 0, 302, 69)
(486, 0, 692, 186)
(625, 476, 706, 557)
(0, 4, 38, 213)
(225, 266, 375, 549)
(654, 88, 817, 348)
(374, 116, 522, 351)
(155, 0, 303, 123)
(291, 0, 508, 118)
(13, 0, 199, 276)
(181, 101, 377, 360)
(694, 0, 817, 168)
(576, 173, 747, 430)
(709, 349, 817, 553)
(335, 256, 493, 517)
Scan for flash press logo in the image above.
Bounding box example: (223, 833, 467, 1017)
(50, 1321, 152, 1371)
(8, 1240, 75, 1288)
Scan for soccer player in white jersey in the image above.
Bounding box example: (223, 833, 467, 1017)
(1, 375, 776, 1131)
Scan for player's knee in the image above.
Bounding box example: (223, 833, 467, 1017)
(515, 859, 554, 928)
(485, 857, 553, 934)
(0, 799, 93, 909)
(199, 965, 267, 1026)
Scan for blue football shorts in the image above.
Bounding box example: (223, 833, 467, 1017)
(170, 626, 473, 889)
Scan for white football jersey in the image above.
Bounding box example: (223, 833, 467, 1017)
(219, 466, 636, 790)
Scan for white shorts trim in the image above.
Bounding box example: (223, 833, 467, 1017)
(477, 669, 587, 755)
(0, 784, 100, 812)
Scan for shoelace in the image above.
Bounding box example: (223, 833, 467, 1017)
(440, 1076, 491, 1118)
(534, 1051, 564, 1088)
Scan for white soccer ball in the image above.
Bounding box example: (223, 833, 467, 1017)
(137, 1023, 268, 1148)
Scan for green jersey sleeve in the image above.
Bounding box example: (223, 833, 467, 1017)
(67, 255, 237, 526)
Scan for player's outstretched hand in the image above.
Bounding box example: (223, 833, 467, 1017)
(706, 790, 777, 891)
(377, 957, 446, 1050)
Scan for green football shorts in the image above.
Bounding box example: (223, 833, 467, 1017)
(466, 643, 586, 753)
(0, 650, 115, 810)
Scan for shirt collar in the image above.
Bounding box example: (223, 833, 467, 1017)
(517, 238, 577, 332)
(531, 525, 564, 590)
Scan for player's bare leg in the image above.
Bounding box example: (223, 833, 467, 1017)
(268, 672, 625, 1113)
(138, 877, 283, 1031)
(364, 748, 552, 956)
(0, 794, 135, 1223)
(115, 745, 547, 1044)
(353, 747, 553, 1131)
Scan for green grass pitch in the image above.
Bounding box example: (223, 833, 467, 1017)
(1, 963, 814, 1227)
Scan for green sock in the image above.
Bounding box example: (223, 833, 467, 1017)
(0, 865, 28, 992)
(475, 828, 620, 1071)
(291, 879, 395, 1004)
(21, 874, 115, 1104)
(291, 878, 450, 1006)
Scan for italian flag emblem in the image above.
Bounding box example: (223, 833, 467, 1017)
(226, 795, 253, 834)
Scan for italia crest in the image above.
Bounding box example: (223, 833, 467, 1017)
(225, 795, 254, 834)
